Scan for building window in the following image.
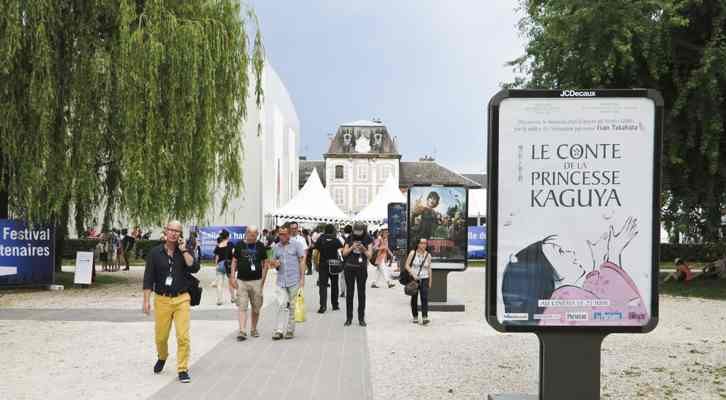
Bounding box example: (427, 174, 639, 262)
(335, 165, 344, 180)
(334, 188, 346, 207)
(357, 165, 368, 181)
(357, 187, 369, 207)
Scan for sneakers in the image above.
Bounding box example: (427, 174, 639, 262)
(251, 329, 260, 338)
(284, 331, 294, 340)
(178, 371, 191, 383)
(153, 359, 166, 374)
(317, 308, 326, 314)
(344, 320, 352, 326)
(332, 306, 340, 311)
(272, 331, 283, 340)
(371, 284, 379, 288)
(412, 317, 420, 324)
(359, 320, 367, 327)
(387, 282, 396, 288)
(422, 318, 430, 325)
(216, 301, 223, 306)
(237, 331, 247, 342)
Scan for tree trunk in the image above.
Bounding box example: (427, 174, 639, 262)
(54, 199, 70, 273)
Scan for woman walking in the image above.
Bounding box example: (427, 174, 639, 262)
(404, 238, 432, 325)
(371, 225, 395, 288)
(214, 230, 235, 305)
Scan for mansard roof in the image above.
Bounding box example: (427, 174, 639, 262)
(325, 120, 400, 157)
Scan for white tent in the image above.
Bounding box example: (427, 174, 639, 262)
(271, 169, 348, 223)
(353, 175, 406, 224)
(468, 188, 487, 223)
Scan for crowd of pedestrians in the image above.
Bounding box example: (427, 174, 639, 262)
(141, 219, 435, 383)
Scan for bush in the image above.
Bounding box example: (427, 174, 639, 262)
(62, 239, 163, 260)
(660, 242, 726, 262)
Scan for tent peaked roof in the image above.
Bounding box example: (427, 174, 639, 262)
(272, 169, 347, 222)
(354, 175, 406, 223)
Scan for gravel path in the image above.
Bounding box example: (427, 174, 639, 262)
(365, 268, 726, 400)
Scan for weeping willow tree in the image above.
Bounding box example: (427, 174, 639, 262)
(509, 0, 726, 242)
(0, 0, 264, 268)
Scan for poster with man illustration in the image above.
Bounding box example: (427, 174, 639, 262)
(408, 186, 468, 269)
(488, 90, 661, 330)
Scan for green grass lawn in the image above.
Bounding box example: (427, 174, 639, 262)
(659, 276, 726, 300)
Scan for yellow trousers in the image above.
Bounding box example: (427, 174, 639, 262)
(154, 292, 191, 372)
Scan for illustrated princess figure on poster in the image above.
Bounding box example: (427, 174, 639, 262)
(501, 217, 648, 326)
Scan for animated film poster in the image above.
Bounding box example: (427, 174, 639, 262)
(495, 95, 657, 327)
(408, 186, 468, 269)
(387, 203, 407, 255)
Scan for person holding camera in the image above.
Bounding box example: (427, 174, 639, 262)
(342, 222, 373, 326)
(142, 220, 200, 383)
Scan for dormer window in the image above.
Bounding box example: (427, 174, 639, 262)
(343, 131, 352, 145)
(374, 131, 383, 147)
(335, 165, 344, 179)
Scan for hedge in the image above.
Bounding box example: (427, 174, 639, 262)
(659, 242, 726, 263)
(62, 239, 163, 260)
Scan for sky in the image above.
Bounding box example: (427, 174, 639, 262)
(249, 1, 525, 174)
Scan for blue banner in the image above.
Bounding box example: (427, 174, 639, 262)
(190, 226, 246, 259)
(387, 203, 407, 255)
(468, 226, 487, 259)
(0, 220, 55, 286)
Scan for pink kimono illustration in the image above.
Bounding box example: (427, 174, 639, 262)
(502, 217, 649, 326)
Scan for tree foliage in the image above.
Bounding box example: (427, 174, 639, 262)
(510, 0, 726, 242)
(0, 0, 264, 235)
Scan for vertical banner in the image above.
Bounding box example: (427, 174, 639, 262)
(0, 220, 55, 287)
(408, 185, 468, 270)
(467, 226, 487, 259)
(486, 89, 662, 332)
(387, 203, 407, 256)
(191, 226, 246, 259)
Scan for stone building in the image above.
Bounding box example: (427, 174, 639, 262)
(300, 120, 481, 215)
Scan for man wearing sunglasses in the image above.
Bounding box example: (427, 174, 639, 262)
(142, 220, 200, 383)
(269, 224, 306, 340)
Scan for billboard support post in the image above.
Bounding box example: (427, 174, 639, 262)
(488, 332, 605, 400)
(428, 269, 465, 312)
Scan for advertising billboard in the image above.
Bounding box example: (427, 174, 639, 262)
(486, 89, 662, 332)
(191, 226, 246, 259)
(408, 185, 468, 270)
(387, 203, 407, 255)
(0, 220, 55, 287)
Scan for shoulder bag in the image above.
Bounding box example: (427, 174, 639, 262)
(187, 274, 202, 306)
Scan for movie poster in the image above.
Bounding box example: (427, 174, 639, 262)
(387, 203, 407, 256)
(408, 186, 468, 269)
(495, 95, 657, 327)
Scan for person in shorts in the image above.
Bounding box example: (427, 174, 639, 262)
(230, 226, 268, 341)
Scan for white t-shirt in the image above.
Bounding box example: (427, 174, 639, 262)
(411, 251, 430, 279)
(292, 234, 308, 251)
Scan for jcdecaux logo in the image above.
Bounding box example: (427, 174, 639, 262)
(560, 90, 596, 97)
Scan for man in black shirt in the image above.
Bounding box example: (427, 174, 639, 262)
(142, 221, 200, 383)
(315, 224, 343, 313)
(342, 222, 373, 327)
(230, 226, 268, 341)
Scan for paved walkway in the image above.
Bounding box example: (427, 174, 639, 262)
(0, 308, 238, 322)
(147, 282, 372, 400)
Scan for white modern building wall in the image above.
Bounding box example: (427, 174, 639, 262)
(201, 61, 300, 229)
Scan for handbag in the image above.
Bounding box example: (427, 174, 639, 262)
(328, 258, 343, 275)
(294, 288, 306, 322)
(188, 275, 202, 306)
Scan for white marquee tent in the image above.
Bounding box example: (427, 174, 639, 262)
(468, 188, 487, 224)
(271, 169, 348, 224)
(353, 175, 406, 224)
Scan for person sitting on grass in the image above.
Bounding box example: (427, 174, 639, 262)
(701, 257, 726, 279)
(663, 258, 694, 282)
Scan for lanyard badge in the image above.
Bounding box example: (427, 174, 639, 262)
(165, 255, 174, 286)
